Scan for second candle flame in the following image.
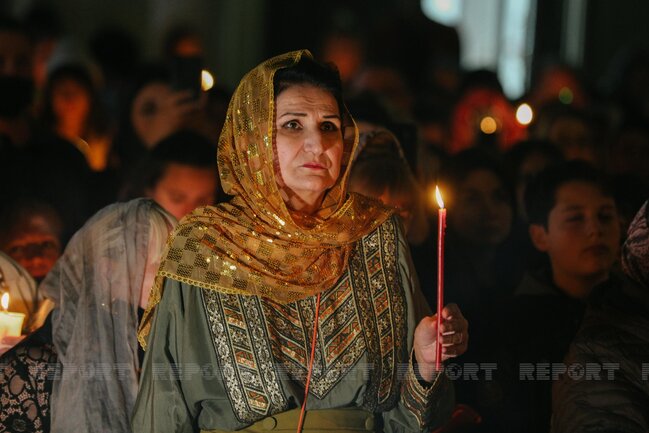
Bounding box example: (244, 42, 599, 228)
(435, 185, 445, 209)
(1, 292, 9, 311)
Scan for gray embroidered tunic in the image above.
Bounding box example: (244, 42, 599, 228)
(132, 217, 454, 433)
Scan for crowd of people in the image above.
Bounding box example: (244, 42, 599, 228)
(1, 7, 648, 433)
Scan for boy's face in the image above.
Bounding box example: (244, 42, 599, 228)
(530, 181, 620, 298)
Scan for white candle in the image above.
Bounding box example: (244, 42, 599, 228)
(0, 293, 25, 339)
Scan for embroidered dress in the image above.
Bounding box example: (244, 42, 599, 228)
(133, 216, 452, 433)
(133, 51, 454, 433)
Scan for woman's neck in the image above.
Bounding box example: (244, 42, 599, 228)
(285, 193, 324, 216)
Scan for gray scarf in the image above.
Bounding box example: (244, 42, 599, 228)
(42, 199, 175, 433)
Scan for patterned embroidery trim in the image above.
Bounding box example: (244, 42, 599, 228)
(402, 352, 444, 429)
(354, 215, 407, 412)
(263, 271, 366, 399)
(201, 215, 407, 418)
(201, 290, 287, 423)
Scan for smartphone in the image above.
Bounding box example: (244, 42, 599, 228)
(169, 55, 203, 101)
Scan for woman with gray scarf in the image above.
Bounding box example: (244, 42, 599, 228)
(0, 198, 176, 433)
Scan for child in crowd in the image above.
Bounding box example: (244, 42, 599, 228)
(552, 200, 649, 433)
(491, 160, 621, 433)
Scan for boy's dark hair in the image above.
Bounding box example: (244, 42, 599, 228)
(141, 129, 216, 191)
(524, 160, 614, 227)
(273, 56, 343, 115)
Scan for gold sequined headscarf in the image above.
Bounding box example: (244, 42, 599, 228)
(139, 50, 392, 347)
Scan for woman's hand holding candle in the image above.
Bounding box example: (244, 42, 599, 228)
(413, 303, 469, 382)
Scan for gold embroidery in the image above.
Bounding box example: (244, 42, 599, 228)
(202, 216, 406, 420)
(354, 216, 407, 411)
(202, 291, 288, 423)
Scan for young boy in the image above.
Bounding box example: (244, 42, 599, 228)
(492, 160, 621, 433)
(552, 201, 649, 432)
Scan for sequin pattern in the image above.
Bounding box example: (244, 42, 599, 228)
(201, 216, 407, 422)
(139, 50, 393, 348)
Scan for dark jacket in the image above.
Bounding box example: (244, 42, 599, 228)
(489, 270, 587, 433)
(551, 276, 649, 433)
(552, 201, 649, 433)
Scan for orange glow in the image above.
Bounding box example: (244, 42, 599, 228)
(480, 116, 498, 134)
(435, 185, 445, 209)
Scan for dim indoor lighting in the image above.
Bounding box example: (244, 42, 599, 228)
(480, 116, 498, 134)
(516, 103, 533, 125)
(201, 69, 214, 92)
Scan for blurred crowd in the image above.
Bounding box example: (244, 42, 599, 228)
(1, 6, 648, 433)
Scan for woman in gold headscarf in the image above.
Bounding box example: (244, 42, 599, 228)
(133, 50, 468, 433)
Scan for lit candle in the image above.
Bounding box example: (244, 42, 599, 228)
(0, 293, 25, 339)
(435, 186, 446, 371)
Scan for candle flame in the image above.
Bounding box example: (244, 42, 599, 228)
(201, 69, 214, 91)
(435, 186, 445, 209)
(1, 292, 8, 310)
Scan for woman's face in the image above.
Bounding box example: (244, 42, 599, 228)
(131, 82, 173, 148)
(51, 78, 91, 126)
(2, 216, 61, 282)
(274, 84, 343, 213)
(449, 169, 513, 246)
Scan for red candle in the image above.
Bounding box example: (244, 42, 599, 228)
(435, 186, 446, 371)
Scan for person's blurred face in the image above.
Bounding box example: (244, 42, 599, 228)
(530, 181, 620, 299)
(275, 84, 343, 213)
(549, 117, 596, 163)
(147, 163, 217, 220)
(2, 216, 61, 282)
(0, 30, 32, 77)
(131, 82, 174, 147)
(51, 78, 91, 126)
(449, 169, 513, 246)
